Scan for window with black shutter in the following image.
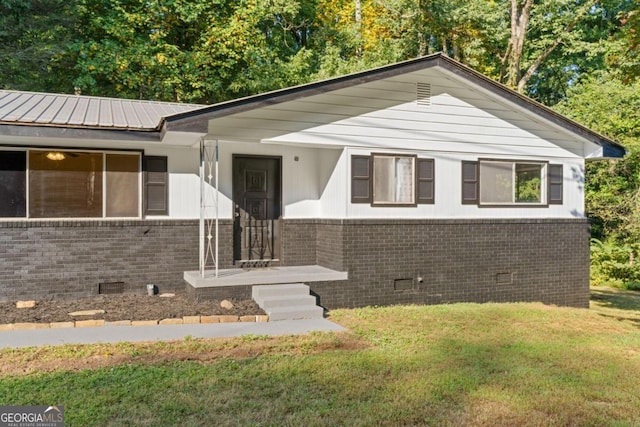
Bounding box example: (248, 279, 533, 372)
(351, 154, 434, 206)
(464, 159, 562, 206)
(143, 155, 168, 215)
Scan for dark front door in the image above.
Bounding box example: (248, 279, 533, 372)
(232, 156, 281, 264)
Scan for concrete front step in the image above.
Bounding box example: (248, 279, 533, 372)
(267, 305, 325, 321)
(252, 283, 324, 321)
(252, 283, 310, 301)
(258, 294, 318, 310)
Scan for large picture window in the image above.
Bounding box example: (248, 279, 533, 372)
(29, 151, 104, 218)
(0, 149, 143, 219)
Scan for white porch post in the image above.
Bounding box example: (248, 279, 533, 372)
(215, 141, 219, 278)
(199, 138, 205, 277)
(200, 138, 219, 278)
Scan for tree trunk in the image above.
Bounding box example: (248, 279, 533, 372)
(515, 1, 594, 92)
(355, 0, 362, 58)
(506, 0, 534, 89)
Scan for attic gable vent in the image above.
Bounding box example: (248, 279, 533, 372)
(416, 82, 431, 106)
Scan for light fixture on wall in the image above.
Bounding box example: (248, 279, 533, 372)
(46, 152, 66, 161)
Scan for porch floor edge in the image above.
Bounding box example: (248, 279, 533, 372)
(184, 265, 348, 288)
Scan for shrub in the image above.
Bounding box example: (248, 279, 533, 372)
(590, 239, 640, 289)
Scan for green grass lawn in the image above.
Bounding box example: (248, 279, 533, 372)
(1, 288, 639, 426)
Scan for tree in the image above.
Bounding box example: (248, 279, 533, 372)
(499, 0, 630, 97)
(607, 2, 640, 81)
(0, 0, 77, 93)
(71, 0, 320, 102)
(554, 74, 640, 241)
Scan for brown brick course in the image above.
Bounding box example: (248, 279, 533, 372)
(2, 218, 590, 310)
(309, 219, 590, 309)
(0, 220, 201, 301)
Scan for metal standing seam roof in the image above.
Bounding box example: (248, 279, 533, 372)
(0, 90, 205, 131)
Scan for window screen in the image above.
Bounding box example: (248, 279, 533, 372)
(106, 154, 140, 217)
(478, 160, 546, 205)
(373, 155, 415, 204)
(29, 151, 103, 218)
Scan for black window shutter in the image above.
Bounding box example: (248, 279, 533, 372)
(416, 158, 434, 204)
(351, 155, 371, 203)
(461, 161, 479, 204)
(143, 155, 168, 215)
(548, 164, 563, 205)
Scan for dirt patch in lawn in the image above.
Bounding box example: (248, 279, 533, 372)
(0, 293, 264, 324)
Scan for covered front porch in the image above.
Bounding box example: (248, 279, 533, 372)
(184, 265, 347, 289)
(183, 265, 348, 304)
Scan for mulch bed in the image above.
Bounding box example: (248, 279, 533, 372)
(0, 293, 264, 324)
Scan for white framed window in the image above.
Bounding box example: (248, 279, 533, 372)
(479, 160, 547, 205)
(351, 154, 434, 206)
(373, 154, 416, 205)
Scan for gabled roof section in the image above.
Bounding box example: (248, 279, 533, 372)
(163, 52, 625, 158)
(0, 90, 204, 131)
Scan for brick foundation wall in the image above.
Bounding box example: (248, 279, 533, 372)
(0, 220, 199, 301)
(2, 218, 590, 309)
(309, 219, 590, 309)
(316, 221, 346, 271)
(280, 220, 317, 266)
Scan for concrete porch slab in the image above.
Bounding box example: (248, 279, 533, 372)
(184, 265, 348, 288)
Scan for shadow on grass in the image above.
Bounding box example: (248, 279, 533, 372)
(591, 287, 640, 328)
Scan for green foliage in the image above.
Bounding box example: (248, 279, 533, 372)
(555, 75, 640, 242)
(3, 0, 636, 102)
(590, 239, 640, 288)
(69, 0, 323, 102)
(607, 2, 640, 82)
(0, 0, 77, 93)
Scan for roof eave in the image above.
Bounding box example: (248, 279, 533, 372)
(434, 55, 626, 158)
(0, 122, 162, 142)
(162, 52, 625, 159)
(162, 53, 445, 133)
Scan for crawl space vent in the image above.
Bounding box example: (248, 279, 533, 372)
(99, 281, 125, 295)
(394, 278, 414, 291)
(416, 82, 431, 106)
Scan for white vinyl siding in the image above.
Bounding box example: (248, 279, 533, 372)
(205, 69, 586, 158)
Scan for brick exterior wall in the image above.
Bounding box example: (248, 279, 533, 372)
(2, 218, 590, 309)
(308, 219, 590, 309)
(280, 220, 317, 266)
(0, 220, 199, 301)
